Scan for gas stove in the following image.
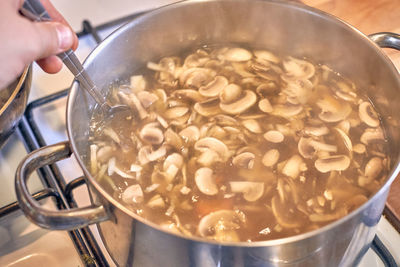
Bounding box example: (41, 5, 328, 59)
(0, 1, 399, 266)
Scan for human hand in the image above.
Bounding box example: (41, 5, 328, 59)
(0, 0, 78, 89)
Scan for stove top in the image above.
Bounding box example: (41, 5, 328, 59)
(0, 1, 399, 266)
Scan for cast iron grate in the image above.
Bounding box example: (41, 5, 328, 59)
(0, 15, 397, 267)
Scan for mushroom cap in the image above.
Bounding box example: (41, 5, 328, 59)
(230, 181, 264, 201)
(232, 152, 255, 169)
(199, 76, 228, 97)
(194, 98, 222, 117)
(219, 90, 257, 115)
(195, 137, 229, 160)
(314, 155, 350, 173)
(262, 149, 280, 167)
(359, 101, 380, 127)
(179, 125, 200, 143)
(195, 167, 218, 195)
(242, 119, 263, 134)
(218, 47, 253, 62)
(219, 84, 242, 104)
(264, 130, 284, 143)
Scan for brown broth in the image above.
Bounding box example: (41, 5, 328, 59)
(88, 45, 389, 242)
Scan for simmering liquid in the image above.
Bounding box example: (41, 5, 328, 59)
(88, 45, 389, 242)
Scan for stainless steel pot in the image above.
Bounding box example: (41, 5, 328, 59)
(15, 1, 400, 266)
(0, 66, 31, 148)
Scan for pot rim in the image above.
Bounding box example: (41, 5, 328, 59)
(67, 0, 400, 247)
(0, 66, 30, 116)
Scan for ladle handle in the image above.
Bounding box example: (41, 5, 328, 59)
(15, 141, 109, 230)
(20, 0, 107, 107)
(369, 32, 400, 50)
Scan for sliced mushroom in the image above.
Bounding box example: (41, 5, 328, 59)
(283, 79, 313, 104)
(272, 103, 303, 117)
(304, 125, 329, 137)
(353, 144, 366, 154)
(258, 98, 273, 113)
(334, 127, 352, 152)
(218, 47, 252, 62)
(232, 152, 255, 169)
(271, 196, 301, 228)
(179, 67, 216, 88)
(122, 184, 144, 204)
(298, 137, 337, 159)
(163, 153, 184, 182)
(314, 155, 350, 173)
(197, 209, 245, 242)
(164, 106, 189, 120)
(264, 130, 284, 143)
(360, 128, 384, 145)
(219, 90, 257, 115)
(359, 101, 380, 127)
(179, 125, 200, 143)
(97, 145, 115, 163)
(90, 144, 98, 174)
(197, 149, 222, 167)
(281, 57, 315, 81)
(172, 89, 206, 102)
(211, 114, 238, 126)
(164, 128, 183, 150)
(195, 167, 218, 195)
(117, 91, 148, 120)
(194, 98, 222, 117)
(242, 119, 263, 134)
(195, 137, 229, 161)
(137, 91, 158, 108)
(140, 124, 164, 145)
(365, 157, 383, 179)
(317, 95, 351, 123)
(262, 149, 280, 167)
(282, 155, 306, 179)
(253, 50, 280, 64)
(199, 76, 228, 97)
(230, 181, 264, 201)
(147, 194, 165, 208)
(108, 157, 134, 179)
(219, 84, 242, 104)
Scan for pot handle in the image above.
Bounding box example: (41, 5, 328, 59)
(15, 141, 109, 230)
(369, 32, 400, 50)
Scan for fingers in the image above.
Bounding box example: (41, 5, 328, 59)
(40, 0, 79, 50)
(36, 56, 63, 73)
(29, 21, 74, 59)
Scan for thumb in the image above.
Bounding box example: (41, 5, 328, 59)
(29, 21, 74, 60)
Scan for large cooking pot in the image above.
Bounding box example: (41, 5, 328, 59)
(15, 1, 400, 266)
(0, 66, 31, 148)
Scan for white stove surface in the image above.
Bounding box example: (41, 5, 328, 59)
(0, 1, 399, 266)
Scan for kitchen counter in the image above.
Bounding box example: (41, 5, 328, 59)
(303, 0, 400, 232)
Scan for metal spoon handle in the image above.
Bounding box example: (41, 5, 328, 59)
(21, 0, 107, 107)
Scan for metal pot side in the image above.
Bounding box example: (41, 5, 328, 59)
(16, 1, 400, 266)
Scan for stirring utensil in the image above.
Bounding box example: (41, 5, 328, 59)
(20, 0, 130, 115)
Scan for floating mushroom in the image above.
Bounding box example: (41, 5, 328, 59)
(258, 98, 273, 113)
(253, 50, 280, 64)
(179, 67, 216, 88)
(195, 167, 218, 195)
(219, 84, 242, 104)
(334, 127, 353, 152)
(272, 103, 303, 118)
(122, 184, 144, 204)
(172, 89, 206, 102)
(314, 155, 350, 173)
(179, 125, 200, 143)
(164, 106, 189, 120)
(242, 119, 263, 134)
(108, 157, 134, 179)
(117, 91, 148, 120)
(218, 47, 252, 62)
(230, 181, 264, 201)
(298, 137, 337, 159)
(360, 128, 384, 145)
(219, 90, 257, 115)
(197, 209, 245, 242)
(304, 125, 329, 137)
(199, 76, 228, 97)
(195, 137, 229, 161)
(137, 91, 158, 108)
(282, 155, 306, 179)
(130, 75, 146, 92)
(317, 95, 351, 123)
(232, 152, 255, 169)
(262, 149, 280, 167)
(140, 123, 164, 145)
(163, 153, 184, 182)
(281, 57, 315, 81)
(194, 98, 222, 117)
(147, 194, 165, 208)
(365, 157, 383, 179)
(359, 101, 380, 127)
(264, 130, 284, 143)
